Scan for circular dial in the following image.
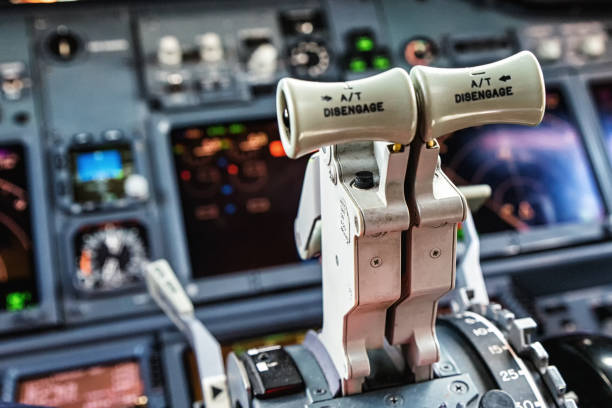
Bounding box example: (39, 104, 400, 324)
(439, 312, 558, 408)
(74, 222, 148, 292)
(288, 40, 331, 78)
(403, 38, 437, 66)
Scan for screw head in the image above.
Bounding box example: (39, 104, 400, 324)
(450, 380, 468, 394)
(430, 248, 441, 258)
(384, 394, 404, 406)
(370, 256, 382, 268)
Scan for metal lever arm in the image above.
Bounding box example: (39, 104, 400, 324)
(279, 69, 419, 395)
(386, 51, 545, 381)
(145, 260, 230, 408)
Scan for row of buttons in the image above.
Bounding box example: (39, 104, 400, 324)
(72, 129, 124, 145)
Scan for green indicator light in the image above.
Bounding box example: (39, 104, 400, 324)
(372, 55, 391, 70)
(6, 291, 31, 312)
(173, 145, 184, 155)
(207, 125, 227, 137)
(228, 123, 246, 135)
(220, 139, 231, 150)
(349, 58, 367, 73)
(355, 36, 374, 52)
(457, 225, 465, 241)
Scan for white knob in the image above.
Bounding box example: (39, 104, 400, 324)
(536, 38, 562, 62)
(411, 51, 545, 142)
(277, 67, 418, 158)
(247, 43, 278, 77)
(158, 35, 182, 66)
(198, 32, 224, 63)
(581, 34, 607, 58)
(124, 174, 150, 200)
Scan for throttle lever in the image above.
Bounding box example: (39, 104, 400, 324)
(412, 50, 545, 142)
(386, 51, 546, 381)
(277, 68, 418, 158)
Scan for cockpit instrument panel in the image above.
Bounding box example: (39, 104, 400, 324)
(0, 144, 38, 312)
(17, 360, 147, 408)
(171, 119, 308, 277)
(440, 90, 605, 234)
(591, 83, 612, 162)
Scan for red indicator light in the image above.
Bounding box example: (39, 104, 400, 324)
(269, 140, 286, 157)
(227, 164, 239, 175)
(180, 170, 191, 181)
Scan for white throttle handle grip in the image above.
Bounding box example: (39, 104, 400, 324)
(411, 50, 546, 142)
(276, 68, 418, 158)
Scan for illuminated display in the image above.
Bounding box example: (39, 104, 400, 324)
(76, 150, 124, 182)
(591, 83, 612, 161)
(171, 120, 309, 277)
(440, 90, 605, 234)
(17, 360, 147, 408)
(0, 144, 38, 311)
(70, 144, 134, 205)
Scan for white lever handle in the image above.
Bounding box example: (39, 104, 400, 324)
(411, 50, 545, 142)
(276, 68, 418, 158)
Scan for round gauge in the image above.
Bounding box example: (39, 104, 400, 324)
(288, 40, 331, 78)
(74, 222, 149, 293)
(403, 37, 437, 66)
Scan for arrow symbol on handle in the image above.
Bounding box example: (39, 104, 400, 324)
(321, 95, 332, 101)
(499, 75, 511, 82)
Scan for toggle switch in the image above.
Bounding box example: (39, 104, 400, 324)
(276, 68, 418, 158)
(410, 50, 545, 142)
(158, 35, 182, 66)
(198, 32, 224, 63)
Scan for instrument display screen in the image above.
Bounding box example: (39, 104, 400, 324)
(440, 90, 605, 234)
(171, 120, 308, 277)
(17, 360, 146, 408)
(591, 83, 612, 161)
(0, 144, 38, 312)
(70, 144, 134, 205)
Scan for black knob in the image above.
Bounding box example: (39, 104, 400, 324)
(354, 171, 374, 189)
(479, 390, 515, 408)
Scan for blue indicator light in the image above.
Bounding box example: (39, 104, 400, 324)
(217, 157, 228, 168)
(221, 184, 234, 196)
(224, 203, 237, 215)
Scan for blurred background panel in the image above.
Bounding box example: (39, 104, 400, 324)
(0, 0, 611, 406)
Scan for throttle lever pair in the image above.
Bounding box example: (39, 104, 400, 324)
(278, 51, 545, 394)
